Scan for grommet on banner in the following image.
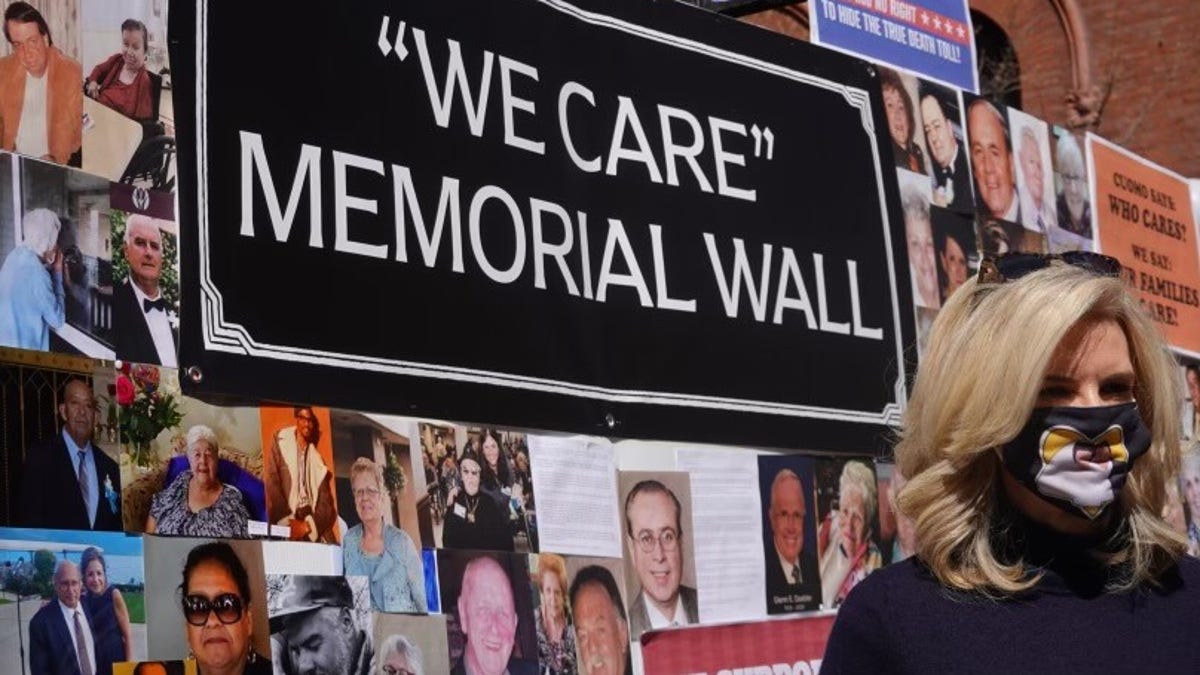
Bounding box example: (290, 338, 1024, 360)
(866, 64, 877, 78)
(186, 366, 203, 383)
(604, 413, 617, 429)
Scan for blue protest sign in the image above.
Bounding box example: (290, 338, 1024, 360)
(810, 0, 978, 93)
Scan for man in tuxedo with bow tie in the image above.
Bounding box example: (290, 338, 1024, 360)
(114, 214, 176, 366)
(919, 90, 973, 213)
(763, 469, 820, 613)
(29, 560, 98, 675)
(18, 377, 122, 530)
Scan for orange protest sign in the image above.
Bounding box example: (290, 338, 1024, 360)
(1088, 133, 1200, 357)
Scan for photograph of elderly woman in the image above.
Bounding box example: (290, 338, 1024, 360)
(372, 613, 450, 675)
(0, 152, 114, 358)
(79, 0, 175, 191)
(815, 457, 883, 609)
(332, 410, 428, 613)
(1047, 125, 1094, 253)
(0, 356, 121, 531)
(119, 364, 267, 537)
(0, 526, 147, 675)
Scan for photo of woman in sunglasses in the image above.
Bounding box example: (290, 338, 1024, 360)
(178, 542, 272, 674)
(141, 538, 272, 675)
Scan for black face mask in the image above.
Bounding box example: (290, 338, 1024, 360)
(999, 402, 1151, 519)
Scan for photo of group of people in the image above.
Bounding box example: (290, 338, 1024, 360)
(882, 65, 1099, 357)
(0, 0, 175, 190)
(6, 373, 1200, 675)
(0, 527, 146, 674)
(419, 424, 539, 554)
(962, 93, 1093, 257)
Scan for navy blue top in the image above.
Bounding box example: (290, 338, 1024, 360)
(822, 514, 1200, 674)
(83, 586, 125, 675)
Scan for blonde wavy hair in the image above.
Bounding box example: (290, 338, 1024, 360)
(895, 263, 1185, 595)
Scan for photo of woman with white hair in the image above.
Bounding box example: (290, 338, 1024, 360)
(818, 459, 883, 608)
(0, 207, 65, 350)
(376, 633, 424, 675)
(146, 423, 251, 537)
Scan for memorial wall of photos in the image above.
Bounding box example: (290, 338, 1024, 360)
(1, 1, 1200, 675)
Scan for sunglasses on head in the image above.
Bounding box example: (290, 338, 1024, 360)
(977, 251, 1122, 285)
(182, 593, 244, 626)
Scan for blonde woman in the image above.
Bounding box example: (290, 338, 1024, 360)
(822, 253, 1200, 672)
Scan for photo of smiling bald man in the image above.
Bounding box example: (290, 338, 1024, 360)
(758, 455, 820, 614)
(438, 551, 538, 675)
(618, 471, 698, 640)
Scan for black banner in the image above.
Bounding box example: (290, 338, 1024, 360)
(170, 0, 915, 450)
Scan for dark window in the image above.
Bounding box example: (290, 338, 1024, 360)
(972, 10, 1022, 110)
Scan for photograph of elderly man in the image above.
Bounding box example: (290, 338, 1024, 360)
(113, 213, 177, 367)
(619, 473, 699, 639)
(966, 97, 1020, 224)
(269, 575, 374, 675)
(29, 559, 98, 675)
(0, 2, 82, 164)
(18, 376, 122, 530)
(758, 456, 820, 614)
(439, 552, 537, 675)
(1010, 110, 1057, 235)
(918, 81, 974, 213)
(263, 405, 339, 543)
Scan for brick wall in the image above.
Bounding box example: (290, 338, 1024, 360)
(742, 1, 1200, 177)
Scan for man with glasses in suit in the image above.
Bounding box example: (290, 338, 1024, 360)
(623, 480, 698, 638)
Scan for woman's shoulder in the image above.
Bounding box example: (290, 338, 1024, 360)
(841, 557, 936, 608)
(343, 522, 364, 543)
(153, 470, 191, 505)
(87, 585, 117, 606)
(1156, 554, 1200, 601)
(168, 469, 192, 488)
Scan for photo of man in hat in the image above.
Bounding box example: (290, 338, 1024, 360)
(268, 575, 373, 675)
